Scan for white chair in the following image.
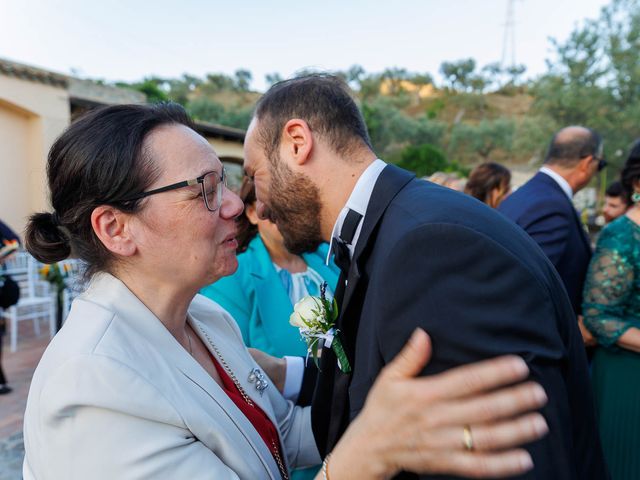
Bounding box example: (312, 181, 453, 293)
(2, 251, 56, 351)
(59, 259, 87, 323)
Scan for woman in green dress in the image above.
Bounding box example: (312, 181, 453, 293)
(583, 139, 640, 479)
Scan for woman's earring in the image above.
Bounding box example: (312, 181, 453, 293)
(632, 191, 640, 204)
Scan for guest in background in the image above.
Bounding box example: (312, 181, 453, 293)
(201, 177, 339, 479)
(0, 219, 21, 395)
(499, 126, 605, 317)
(201, 178, 338, 401)
(464, 162, 512, 208)
(603, 180, 630, 223)
(583, 139, 640, 480)
(202, 177, 339, 361)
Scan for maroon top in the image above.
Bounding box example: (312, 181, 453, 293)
(211, 355, 286, 473)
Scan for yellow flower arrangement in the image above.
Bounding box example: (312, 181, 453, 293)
(39, 263, 67, 294)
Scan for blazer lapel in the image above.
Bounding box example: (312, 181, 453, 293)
(189, 316, 284, 477)
(323, 166, 415, 454)
(340, 165, 415, 317)
(82, 273, 280, 479)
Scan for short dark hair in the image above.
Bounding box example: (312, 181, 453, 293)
(25, 102, 193, 277)
(235, 176, 258, 253)
(253, 74, 372, 160)
(605, 180, 628, 201)
(464, 162, 511, 204)
(621, 139, 640, 204)
(544, 127, 602, 168)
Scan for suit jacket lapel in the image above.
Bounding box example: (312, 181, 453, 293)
(340, 164, 415, 317)
(321, 165, 415, 454)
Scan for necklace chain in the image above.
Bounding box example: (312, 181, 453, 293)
(196, 327, 288, 480)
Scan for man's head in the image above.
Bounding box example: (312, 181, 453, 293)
(544, 126, 605, 193)
(243, 74, 374, 254)
(603, 181, 629, 223)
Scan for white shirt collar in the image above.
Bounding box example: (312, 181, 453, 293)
(539, 166, 573, 200)
(326, 159, 387, 264)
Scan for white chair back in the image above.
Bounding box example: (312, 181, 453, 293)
(59, 259, 87, 322)
(2, 250, 56, 351)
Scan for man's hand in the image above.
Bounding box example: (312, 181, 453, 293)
(248, 348, 287, 393)
(326, 329, 549, 479)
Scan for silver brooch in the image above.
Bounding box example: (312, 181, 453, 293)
(247, 368, 269, 396)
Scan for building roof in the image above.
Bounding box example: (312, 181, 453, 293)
(68, 78, 146, 105)
(1, 57, 246, 143)
(0, 57, 68, 88)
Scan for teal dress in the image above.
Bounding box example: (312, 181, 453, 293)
(583, 215, 640, 480)
(201, 236, 339, 480)
(201, 236, 339, 357)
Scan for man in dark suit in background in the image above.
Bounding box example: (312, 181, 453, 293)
(499, 127, 604, 344)
(243, 75, 607, 479)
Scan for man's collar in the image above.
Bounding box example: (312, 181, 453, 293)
(326, 159, 387, 264)
(539, 166, 573, 200)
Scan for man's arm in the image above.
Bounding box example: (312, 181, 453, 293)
(252, 331, 550, 479)
(325, 330, 548, 479)
(366, 223, 605, 479)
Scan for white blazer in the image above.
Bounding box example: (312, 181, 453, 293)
(23, 273, 320, 479)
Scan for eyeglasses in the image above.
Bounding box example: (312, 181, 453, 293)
(582, 154, 608, 172)
(594, 157, 608, 172)
(120, 169, 227, 212)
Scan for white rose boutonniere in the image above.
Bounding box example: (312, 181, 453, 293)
(289, 283, 351, 373)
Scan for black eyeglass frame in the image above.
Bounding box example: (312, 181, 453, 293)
(120, 168, 227, 212)
(596, 158, 608, 172)
(581, 154, 608, 172)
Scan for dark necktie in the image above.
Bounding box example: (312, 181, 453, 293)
(331, 209, 363, 277)
(322, 208, 363, 455)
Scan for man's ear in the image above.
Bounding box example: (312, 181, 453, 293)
(578, 155, 593, 173)
(90, 205, 136, 257)
(281, 119, 313, 166)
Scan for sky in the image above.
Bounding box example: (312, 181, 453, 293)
(0, 0, 612, 91)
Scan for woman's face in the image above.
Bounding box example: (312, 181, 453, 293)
(245, 201, 286, 249)
(126, 124, 244, 290)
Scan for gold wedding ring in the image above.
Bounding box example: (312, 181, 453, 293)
(463, 425, 474, 451)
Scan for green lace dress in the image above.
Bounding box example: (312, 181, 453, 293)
(583, 215, 640, 480)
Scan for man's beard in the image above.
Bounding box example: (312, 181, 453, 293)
(266, 155, 324, 255)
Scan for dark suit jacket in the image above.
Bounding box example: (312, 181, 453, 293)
(498, 172, 592, 315)
(310, 165, 607, 479)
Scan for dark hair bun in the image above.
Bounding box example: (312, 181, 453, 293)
(621, 139, 640, 204)
(24, 212, 71, 264)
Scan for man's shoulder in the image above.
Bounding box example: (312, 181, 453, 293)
(500, 179, 570, 221)
(387, 179, 511, 231)
(373, 179, 533, 254)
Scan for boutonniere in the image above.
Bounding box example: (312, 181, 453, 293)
(289, 283, 351, 373)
